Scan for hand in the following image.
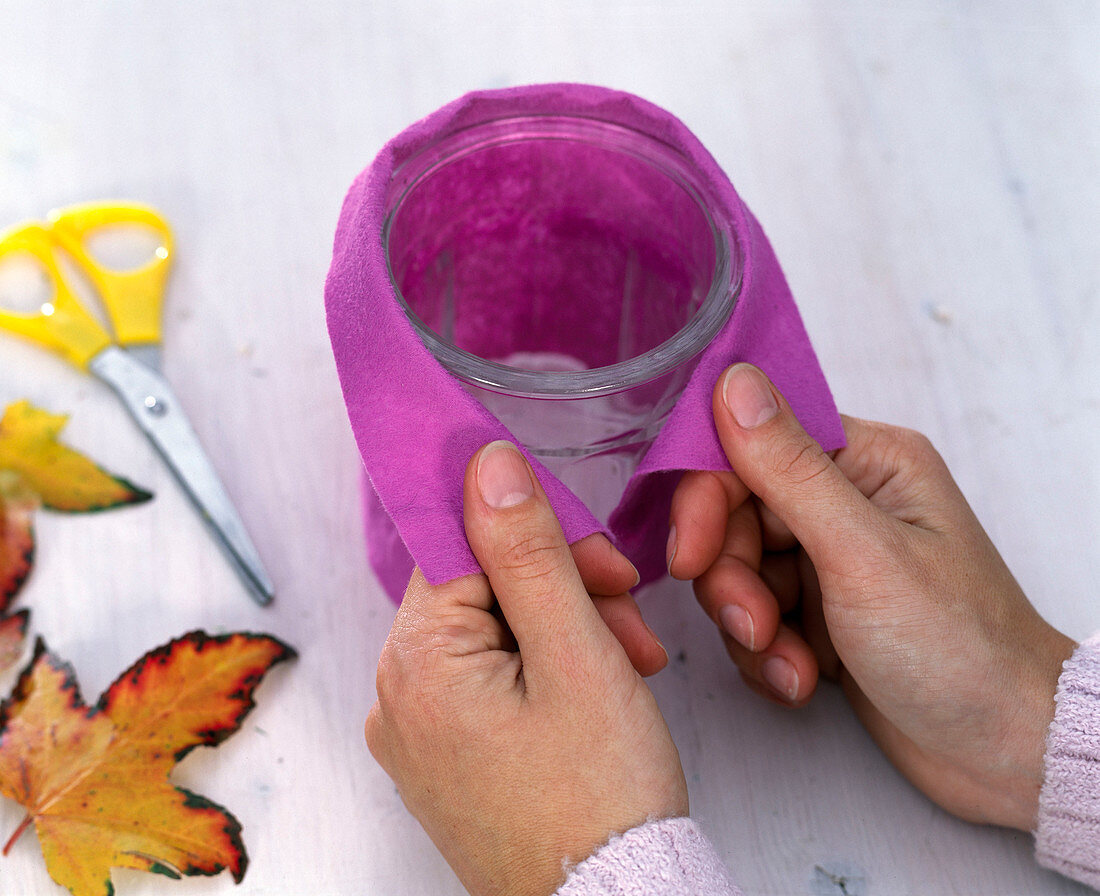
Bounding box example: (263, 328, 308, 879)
(565, 532, 669, 678)
(367, 441, 688, 896)
(669, 363, 1076, 831)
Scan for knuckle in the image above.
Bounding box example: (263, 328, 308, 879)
(374, 640, 436, 706)
(494, 525, 564, 582)
(373, 644, 403, 705)
(884, 426, 950, 486)
(372, 644, 454, 737)
(364, 703, 387, 759)
(776, 438, 832, 487)
(891, 426, 939, 463)
(419, 607, 492, 656)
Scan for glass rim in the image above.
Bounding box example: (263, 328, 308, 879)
(383, 113, 742, 399)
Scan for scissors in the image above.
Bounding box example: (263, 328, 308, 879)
(0, 201, 274, 605)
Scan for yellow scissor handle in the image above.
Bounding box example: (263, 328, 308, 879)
(0, 221, 112, 369)
(47, 201, 174, 347)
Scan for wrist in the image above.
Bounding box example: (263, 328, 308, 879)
(497, 817, 655, 896)
(988, 625, 1076, 831)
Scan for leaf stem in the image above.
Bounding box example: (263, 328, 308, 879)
(3, 813, 32, 855)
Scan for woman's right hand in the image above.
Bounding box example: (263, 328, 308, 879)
(669, 363, 1076, 831)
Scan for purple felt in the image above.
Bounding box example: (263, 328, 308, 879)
(325, 84, 845, 600)
(388, 133, 717, 368)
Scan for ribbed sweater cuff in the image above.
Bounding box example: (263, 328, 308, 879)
(556, 817, 741, 896)
(1036, 633, 1100, 889)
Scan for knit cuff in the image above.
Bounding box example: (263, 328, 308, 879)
(1036, 633, 1100, 889)
(555, 817, 741, 896)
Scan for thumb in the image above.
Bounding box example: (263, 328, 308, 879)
(712, 364, 881, 560)
(463, 440, 620, 676)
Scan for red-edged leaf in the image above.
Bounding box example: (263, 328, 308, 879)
(0, 631, 295, 896)
(0, 484, 36, 610)
(0, 610, 29, 677)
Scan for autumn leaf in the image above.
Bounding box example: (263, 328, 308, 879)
(0, 630, 296, 896)
(0, 400, 152, 606)
(0, 610, 28, 677)
(0, 476, 36, 611)
(0, 401, 152, 512)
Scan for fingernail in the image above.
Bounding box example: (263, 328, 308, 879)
(628, 561, 641, 590)
(761, 656, 799, 702)
(719, 605, 755, 651)
(644, 621, 669, 664)
(476, 441, 534, 509)
(722, 364, 778, 429)
(665, 524, 678, 573)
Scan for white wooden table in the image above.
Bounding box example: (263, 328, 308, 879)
(1, 3, 1096, 894)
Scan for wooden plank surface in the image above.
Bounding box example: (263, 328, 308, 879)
(0, 2, 1096, 894)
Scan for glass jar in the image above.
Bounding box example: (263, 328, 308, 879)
(383, 114, 741, 523)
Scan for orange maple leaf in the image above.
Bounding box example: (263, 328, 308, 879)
(0, 631, 295, 896)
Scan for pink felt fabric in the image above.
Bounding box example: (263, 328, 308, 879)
(326, 84, 845, 598)
(1036, 633, 1100, 890)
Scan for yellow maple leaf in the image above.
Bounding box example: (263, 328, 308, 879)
(0, 401, 151, 512)
(0, 631, 295, 896)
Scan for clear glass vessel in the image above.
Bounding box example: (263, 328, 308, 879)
(383, 114, 742, 523)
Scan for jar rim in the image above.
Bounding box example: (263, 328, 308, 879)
(383, 114, 742, 399)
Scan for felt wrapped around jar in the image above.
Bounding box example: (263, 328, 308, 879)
(383, 114, 742, 523)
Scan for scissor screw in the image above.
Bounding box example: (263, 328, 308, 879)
(144, 395, 167, 416)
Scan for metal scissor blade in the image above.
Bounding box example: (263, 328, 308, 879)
(89, 346, 275, 605)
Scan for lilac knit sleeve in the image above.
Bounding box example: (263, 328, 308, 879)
(555, 817, 742, 896)
(1036, 633, 1100, 889)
